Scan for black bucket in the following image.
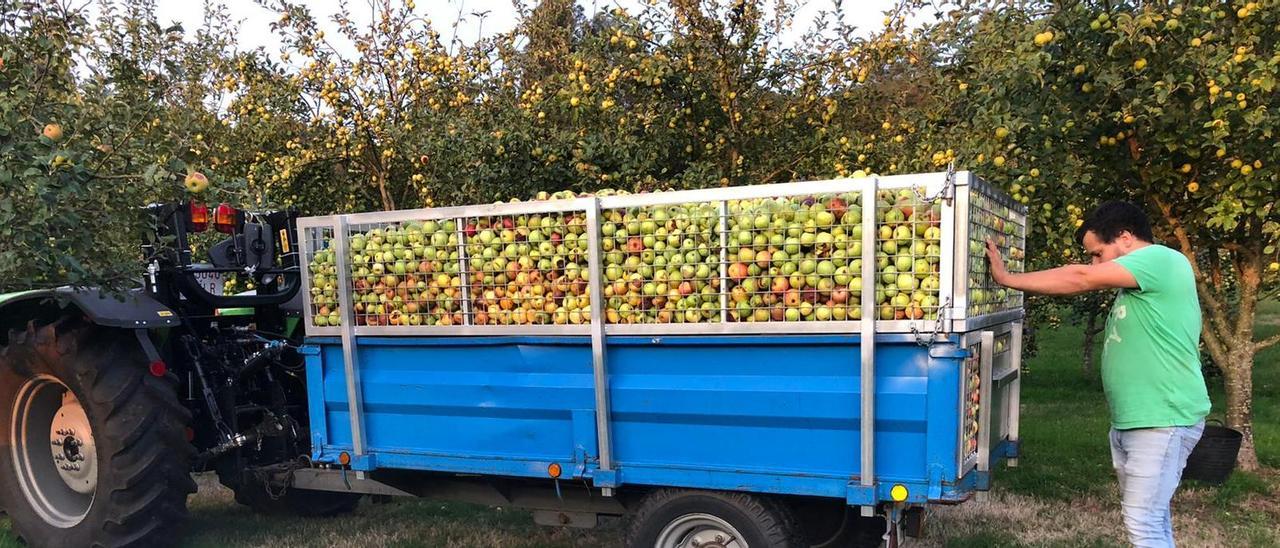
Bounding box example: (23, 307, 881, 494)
(1182, 420, 1242, 485)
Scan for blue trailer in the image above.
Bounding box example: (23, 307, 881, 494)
(292, 170, 1027, 547)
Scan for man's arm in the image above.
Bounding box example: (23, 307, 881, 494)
(984, 240, 1138, 296)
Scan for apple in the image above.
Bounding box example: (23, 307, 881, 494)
(184, 171, 209, 193)
(42, 123, 63, 141)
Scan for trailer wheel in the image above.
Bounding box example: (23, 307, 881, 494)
(626, 489, 806, 548)
(0, 318, 196, 547)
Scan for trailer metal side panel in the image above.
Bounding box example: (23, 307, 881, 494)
(304, 334, 975, 502)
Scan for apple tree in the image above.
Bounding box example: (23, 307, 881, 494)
(907, 0, 1279, 469)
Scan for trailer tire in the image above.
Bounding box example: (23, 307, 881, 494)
(0, 318, 196, 547)
(626, 489, 806, 548)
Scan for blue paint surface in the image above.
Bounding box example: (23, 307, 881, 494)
(303, 333, 1011, 505)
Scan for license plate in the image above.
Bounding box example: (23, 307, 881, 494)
(193, 270, 229, 296)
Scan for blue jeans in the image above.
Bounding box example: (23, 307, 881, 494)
(1109, 421, 1205, 548)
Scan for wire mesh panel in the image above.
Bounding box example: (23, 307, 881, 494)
(721, 192, 863, 323)
(461, 208, 591, 326)
(961, 339, 982, 465)
(301, 222, 340, 334)
(598, 201, 722, 324)
(872, 187, 946, 322)
(965, 182, 1027, 318)
(348, 218, 466, 328)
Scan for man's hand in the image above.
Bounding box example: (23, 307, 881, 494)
(985, 238, 1008, 285)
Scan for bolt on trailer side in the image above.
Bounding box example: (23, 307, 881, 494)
(294, 170, 1026, 513)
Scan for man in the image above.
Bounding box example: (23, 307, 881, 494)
(985, 200, 1210, 548)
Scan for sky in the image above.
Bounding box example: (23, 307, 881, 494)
(145, 0, 906, 59)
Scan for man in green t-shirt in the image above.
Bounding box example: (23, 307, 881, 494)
(986, 201, 1210, 547)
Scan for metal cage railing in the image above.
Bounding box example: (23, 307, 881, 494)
(297, 170, 1027, 338)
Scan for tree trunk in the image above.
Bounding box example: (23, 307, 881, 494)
(1222, 345, 1260, 471)
(1081, 309, 1099, 377)
(1201, 299, 1262, 472)
(1153, 198, 1264, 471)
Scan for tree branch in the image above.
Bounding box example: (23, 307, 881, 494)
(1201, 321, 1224, 353)
(1152, 196, 1233, 337)
(1256, 332, 1280, 354)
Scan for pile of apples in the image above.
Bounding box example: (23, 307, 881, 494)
(306, 185, 1016, 327)
(963, 349, 981, 455)
(722, 188, 943, 323)
(465, 202, 594, 326)
(313, 220, 467, 327)
(599, 202, 723, 324)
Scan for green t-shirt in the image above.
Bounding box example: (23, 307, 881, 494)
(1101, 244, 1211, 429)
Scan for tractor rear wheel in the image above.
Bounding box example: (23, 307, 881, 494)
(0, 318, 196, 547)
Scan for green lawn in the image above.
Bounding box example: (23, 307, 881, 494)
(2, 306, 1276, 547)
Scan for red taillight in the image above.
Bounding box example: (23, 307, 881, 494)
(214, 203, 238, 234)
(148, 360, 168, 377)
(189, 202, 209, 232)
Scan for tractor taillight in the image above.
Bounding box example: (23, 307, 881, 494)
(189, 203, 209, 232)
(214, 203, 238, 234)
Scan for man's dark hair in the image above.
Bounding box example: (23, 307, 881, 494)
(1074, 201, 1154, 245)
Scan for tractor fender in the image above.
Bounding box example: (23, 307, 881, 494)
(0, 287, 180, 333)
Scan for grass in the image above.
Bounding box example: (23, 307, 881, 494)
(179, 478, 623, 548)
(2, 305, 1277, 547)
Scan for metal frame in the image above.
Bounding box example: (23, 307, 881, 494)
(585, 200, 616, 496)
(455, 220, 472, 325)
(298, 172, 983, 338)
(957, 322, 1016, 478)
(333, 216, 368, 466)
(859, 180, 877, 517)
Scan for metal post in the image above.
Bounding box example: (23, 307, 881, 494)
(718, 200, 729, 323)
(1008, 321, 1023, 467)
(977, 330, 995, 475)
(333, 216, 368, 470)
(455, 219, 472, 325)
(585, 199, 615, 496)
(859, 179, 878, 517)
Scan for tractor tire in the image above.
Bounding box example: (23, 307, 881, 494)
(0, 317, 196, 548)
(626, 489, 807, 548)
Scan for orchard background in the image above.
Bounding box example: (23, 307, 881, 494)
(0, 0, 1275, 472)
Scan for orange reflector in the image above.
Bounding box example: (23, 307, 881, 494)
(338, 452, 352, 466)
(547, 463, 562, 478)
